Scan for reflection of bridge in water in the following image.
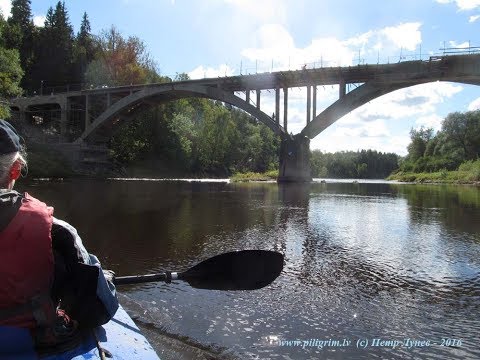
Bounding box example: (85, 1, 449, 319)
(10, 54, 480, 181)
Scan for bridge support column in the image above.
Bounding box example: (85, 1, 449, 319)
(18, 106, 26, 123)
(283, 87, 288, 132)
(278, 135, 312, 183)
(306, 85, 311, 123)
(85, 94, 90, 131)
(59, 97, 68, 141)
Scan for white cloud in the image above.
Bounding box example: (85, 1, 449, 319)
(415, 114, 444, 131)
(224, 0, 287, 23)
(0, 0, 11, 17)
(241, 22, 422, 71)
(381, 23, 422, 51)
(469, 14, 480, 21)
(33, 15, 46, 27)
(468, 97, 480, 110)
(436, 0, 480, 10)
(336, 120, 391, 138)
(309, 82, 462, 154)
(448, 40, 470, 48)
(350, 83, 462, 124)
(188, 64, 235, 79)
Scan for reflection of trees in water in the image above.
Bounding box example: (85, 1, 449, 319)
(277, 183, 335, 287)
(20, 180, 309, 275)
(391, 183, 480, 236)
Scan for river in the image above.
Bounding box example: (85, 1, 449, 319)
(18, 178, 480, 359)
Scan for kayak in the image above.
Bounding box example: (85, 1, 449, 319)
(0, 305, 160, 359)
(1, 250, 284, 359)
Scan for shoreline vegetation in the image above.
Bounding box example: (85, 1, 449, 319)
(27, 149, 480, 186)
(387, 159, 480, 185)
(230, 170, 278, 182)
(230, 159, 480, 185)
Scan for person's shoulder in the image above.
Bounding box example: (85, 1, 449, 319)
(52, 217, 90, 263)
(52, 217, 77, 232)
(0, 189, 22, 200)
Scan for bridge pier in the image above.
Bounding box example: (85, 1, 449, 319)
(278, 135, 312, 183)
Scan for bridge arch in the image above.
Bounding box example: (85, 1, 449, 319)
(302, 77, 480, 139)
(76, 84, 288, 143)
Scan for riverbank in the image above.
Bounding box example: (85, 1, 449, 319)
(388, 160, 480, 185)
(229, 170, 278, 182)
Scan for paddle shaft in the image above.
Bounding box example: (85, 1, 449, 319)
(114, 272, 179, 285)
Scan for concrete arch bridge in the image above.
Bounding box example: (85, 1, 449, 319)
(10, 54, 480, 181)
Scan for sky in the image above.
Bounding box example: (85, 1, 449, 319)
(1, 0, 479, 155)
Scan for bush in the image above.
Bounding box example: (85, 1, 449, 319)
(440, 168, 448, 180)
(230, 171, 278, 182)
(458, 159, 480, 172)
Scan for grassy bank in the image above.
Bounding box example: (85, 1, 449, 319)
(388, 159, 480, 184)
(230, 170, 278, 182)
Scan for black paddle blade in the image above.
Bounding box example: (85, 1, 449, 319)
(179, 250, 284, 290)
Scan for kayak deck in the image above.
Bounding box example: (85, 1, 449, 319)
(0, 305, 160, 359)
(79, 304, 160, 360)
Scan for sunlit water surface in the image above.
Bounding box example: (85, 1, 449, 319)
(19, 179, 480, 359)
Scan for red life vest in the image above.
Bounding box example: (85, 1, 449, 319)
(0, 192, 56, 329)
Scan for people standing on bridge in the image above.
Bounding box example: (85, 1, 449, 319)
(0, 119, 118, 352)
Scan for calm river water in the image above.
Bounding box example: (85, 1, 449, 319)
(18, 178, 480, 359)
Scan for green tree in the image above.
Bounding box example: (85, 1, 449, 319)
(4, 0, 35, 91)
(442, 111, 480, 160)
(399, 110, 480, 173)
(310, 149, 398, 178)
(72, 12, 96, 85)
(196, 104, 236, 174)
(30, 1, 75, 92)
(168, 112, 197, 168)
(407, 127, 433, 162)
(356, 162, 368, 177)
(0, 14, 24, 117)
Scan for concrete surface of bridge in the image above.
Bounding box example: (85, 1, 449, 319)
(10, 53, 480, 181)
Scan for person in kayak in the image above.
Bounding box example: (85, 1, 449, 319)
(0, 120, 119, 351)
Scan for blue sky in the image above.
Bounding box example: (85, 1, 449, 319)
(1, 0, 479, 155)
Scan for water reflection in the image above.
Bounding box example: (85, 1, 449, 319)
(392, 184, 480, 236)
(17, 179, 480, 359)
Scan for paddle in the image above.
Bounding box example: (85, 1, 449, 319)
(113, 250, 284, 290)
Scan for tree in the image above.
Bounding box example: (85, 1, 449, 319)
(72, 12, 96, 85)
(168, 112, 197, 168)
(407, 127, 433, 162)
(196, 104, 236, 173)
(30, 1, 75, 92)
(4, 0, 35, 91)
(399, 110, 480, 173)
(85, 26, 161, 87)
(310, 149, 398, 178)
(0, 15, 24, 117)
(442, 111, 480, 160)
(356, 162, 368, 177)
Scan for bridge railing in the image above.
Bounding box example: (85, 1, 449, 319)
(240, 47, 480, 74)
(27, 83, 84, 97)
(23, 47, 480, 96)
